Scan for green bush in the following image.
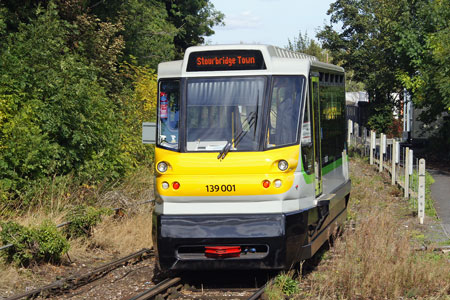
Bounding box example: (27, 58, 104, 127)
(0, 220, 69, 266)
(273, 273, 300, 297)
(64, 205, 113, 238)
(0, 3, 132, 207)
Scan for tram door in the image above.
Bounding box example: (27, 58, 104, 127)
(311, 76, 323, 197)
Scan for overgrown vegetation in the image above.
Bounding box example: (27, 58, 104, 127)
(0, 0, 223, 210)
(0, 164, 154, 294)
(265, 272, 301, 299)
(64, 205, 113, 238)
(274, 158, 450, 299)
(0, 220, 69, 266)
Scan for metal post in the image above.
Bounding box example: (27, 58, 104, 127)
(392, 140, 396, 185)
(418, 159, 425, 224)
(404, 147, 410, 198)
(379, 133, 384, 172)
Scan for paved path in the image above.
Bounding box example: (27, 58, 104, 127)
(428, 169, 450, 239)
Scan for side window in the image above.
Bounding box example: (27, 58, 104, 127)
(266, 76, 304, 148)
(158, 80, 180, 150)
(301, 94, 314, 174)
(319, 74, 346, 166)
(301, 95, 312, 145)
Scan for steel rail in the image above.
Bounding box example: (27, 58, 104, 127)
(6, 248, 153, 300)
(127, 277, 181, 300)
(246, 279, 272, 300)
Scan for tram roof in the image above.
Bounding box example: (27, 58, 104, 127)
(158, 44, 344, 78)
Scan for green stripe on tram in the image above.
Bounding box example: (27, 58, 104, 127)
(302, 157, 344, 184)
(322, 157, 343, 175)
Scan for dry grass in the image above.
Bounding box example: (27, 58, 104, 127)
(298, 158, 450, 299)
(0, 167, 154, 297)
(69, 211, 153, 262)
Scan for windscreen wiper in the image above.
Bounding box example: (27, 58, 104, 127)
(217, 111, 257, 160)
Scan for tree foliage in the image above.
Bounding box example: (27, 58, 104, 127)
(159, 0, 224, 58)
(317, 0, 405, 133)
(286, 31, 329, 63)
(0, 0, 221, 207)
(317, 0, 450, 133)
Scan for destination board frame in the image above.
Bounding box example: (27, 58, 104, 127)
(187, 50, 266, 72)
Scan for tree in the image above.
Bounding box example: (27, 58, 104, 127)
(158, 0, 224, 57)
(317, 0, 408, 133)
(286, 31, 329, 62)
(87, 0, 177, 68)
(396, 0, 450, 123)
(121, 0, 177, 67)
(319, 0, 450, 134)
(0, 3, 128, 205)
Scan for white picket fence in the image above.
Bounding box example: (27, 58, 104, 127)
(347, 120, 426, 224)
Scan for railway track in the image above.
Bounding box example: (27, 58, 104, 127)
(5, 248, 154, 300)
(6, 247, 273, 300)
(126, 275, 272, 300)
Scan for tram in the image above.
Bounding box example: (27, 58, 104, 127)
(143, 44, 351, 271)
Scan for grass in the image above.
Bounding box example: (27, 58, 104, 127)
(265, 272, 301, 299)
(265, 157, 450, 300)
(0, 166, 154, 297)
(399, 169, 436, 217)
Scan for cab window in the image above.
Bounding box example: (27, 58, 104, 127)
(158, 80, 180, 150)
(266, 76, 304, 148)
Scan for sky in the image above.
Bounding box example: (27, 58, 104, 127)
(207, 0, 336, 48)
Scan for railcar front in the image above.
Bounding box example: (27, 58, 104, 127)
(150, 45, 350, 271)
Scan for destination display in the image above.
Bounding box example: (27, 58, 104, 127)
(187, 50, 266, 72)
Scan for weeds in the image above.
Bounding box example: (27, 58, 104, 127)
(0, 220, 69, 266)
(294, 158, 450, 299)
(265, 272, 300, 299)
(64, 205, 113, 238)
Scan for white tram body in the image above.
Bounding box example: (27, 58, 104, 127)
(146, 45, 351, 271)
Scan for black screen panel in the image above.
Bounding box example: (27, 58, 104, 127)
(187, 50, 266, 72)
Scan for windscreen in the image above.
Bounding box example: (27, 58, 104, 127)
(186, 77, 265, 151)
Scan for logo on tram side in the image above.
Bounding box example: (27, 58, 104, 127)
(187, 50, 266, 72)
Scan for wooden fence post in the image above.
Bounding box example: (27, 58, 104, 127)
(418, 159, 426, 224)
(348, 119, 353, 146)
(370, 131, 375, 165)
(392, 140, 397, 185)
(343, 149, 349, 180)
(409, 149, 414, 176)
(404, 147, 410, 198)
(379, 133, 384, 172)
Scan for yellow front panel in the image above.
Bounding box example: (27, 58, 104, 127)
(155, 145, 300, 197)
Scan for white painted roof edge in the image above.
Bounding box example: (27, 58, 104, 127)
(157, 45, 344, 78)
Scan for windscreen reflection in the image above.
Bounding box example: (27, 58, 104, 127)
(186, 77, 265, 152)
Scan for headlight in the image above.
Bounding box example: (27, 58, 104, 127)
(278, 160, 288, 171)
(157, 161, 168, 173)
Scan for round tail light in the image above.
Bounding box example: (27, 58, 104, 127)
(262, 180, 270, 188)
(173, 182, 180, 190)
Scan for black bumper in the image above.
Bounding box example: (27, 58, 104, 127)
(154, 212, 311, 271)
